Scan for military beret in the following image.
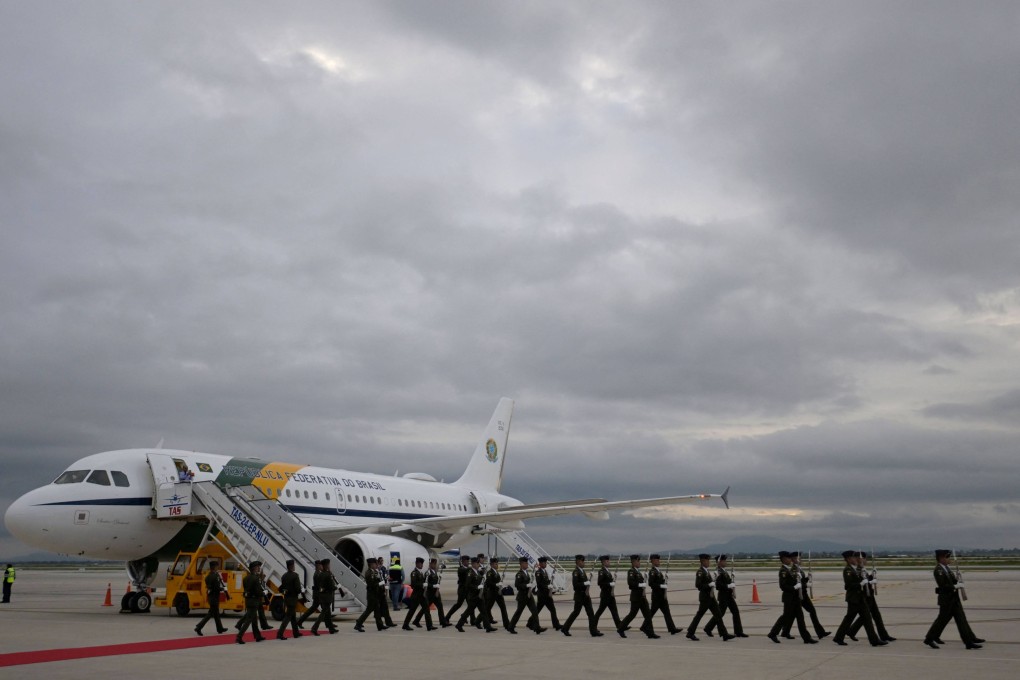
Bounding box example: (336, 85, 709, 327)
(698, 553, 711, 560)
(285, 559, 295, 569)
(789, 551, 800, 558)
(575, 554, 586, 561)
(841, 550, 855, 559)
(470, 556, 480, 564)
(477, 553, 486, 559)
(519, 556, 530, 563)
(650, 554, 661, 560)
(490, 556, 500, 563)
(777, 551, 790, 558)
(935, 549, 952, 558)
(367, 557, 378, 564)
(460, 554, 470, 561)
(716, 554, 728, 562)
(249, 561, 262, 570)
(321, 558, 330, 565)
(629, 554, 641, 561)
(415, 557, 425, 564)
(538, 556, 549, 563)
(598, 555, 610, 561)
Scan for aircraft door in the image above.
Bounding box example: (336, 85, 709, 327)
(335, 487, 346, 515)
(147, 453, 193, 518)
(147, 453, 179, 486)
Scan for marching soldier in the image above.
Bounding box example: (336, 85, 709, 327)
(483, 556, 512, 630)
(354, 557, 388, 631)
(705, 555, 747, 638)
(403, 557, 435, 630)
(832, 551, 885, 646)
(297, 560, 323, 627)
(379, 556, 396, 628)
(924, 549, 984, 650)
(620, 554, 658, 638)
(277, 559, 303, 639)
(455, 556, 496, 632)
(783, 552, 828, 640)
(311, 558, 339, 635)
(194, 560, 229, 636)
(414, 558, 450, 627)
(236, 561, 267, 644)
(533, 556, 561, 631)
(508, 556, 545, 634)
(848, 551, 894, 643)
(561, 554, 603, 637)
(444, 554, 473, 626)
(648, 554, 681, 635)
(768, 551, 815, 644)
(593, 555, 626, 637)
(688, 553, 733, 641)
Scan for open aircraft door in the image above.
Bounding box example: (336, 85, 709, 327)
(147, 453, 193, 518)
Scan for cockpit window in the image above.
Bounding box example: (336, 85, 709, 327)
(54, 470, 89, 484)
(86, 470, 111, 486)
(111, 471, 130, 487)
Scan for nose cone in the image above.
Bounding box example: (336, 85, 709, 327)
(5, 490, 36, 545)
(5, 487, 59, 553)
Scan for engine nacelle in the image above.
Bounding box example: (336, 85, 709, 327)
(334, 534, 431, 576)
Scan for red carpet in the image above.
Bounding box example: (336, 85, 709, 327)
(0, 631, 286, 667)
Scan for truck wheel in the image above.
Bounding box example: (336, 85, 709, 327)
(174, 593, 190, 616)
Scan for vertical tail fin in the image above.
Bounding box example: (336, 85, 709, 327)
(453, 397, 514, 492)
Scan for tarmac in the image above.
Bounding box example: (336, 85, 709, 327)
(1, 567, 1017, 679)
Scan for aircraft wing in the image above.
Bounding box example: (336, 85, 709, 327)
(311, 488, 729, 544)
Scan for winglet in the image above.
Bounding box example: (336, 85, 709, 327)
(721, 486, 731, 510)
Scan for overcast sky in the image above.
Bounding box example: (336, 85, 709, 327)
(2, 1, 1019, 559)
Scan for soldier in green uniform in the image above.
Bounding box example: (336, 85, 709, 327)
(592, 555, 626, 637)
(533, 555, 561, 631)
(924, 549, 984, 650)
(236, 561, 267, 644)
(277, 559, 304, 640)
(647, 554, 681, 635)
(561, 554, 603, 637)
(455, 556, 496, 632)
(297, 560, 323, 627)
(483, 556, 512, 630)
(414, 558, 450, 628)
(355, 557, 388, 631)
(620, 554, 658, 638)
(508, 556, 545, 634)
(768, 550, 815, 643)
(832, 551, 884, 646)
(194, 560, 229, 636)
(848, 551, 894, 642)
(444, 554, 472, 626)
(403, 557, 435, 630)
(311, 558, 339, 635)
(706, 555, 747, 637)
(782, 552, 828, 640)
(688, 553, 733, 641)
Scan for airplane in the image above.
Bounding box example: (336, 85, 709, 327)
(5, 397, 729, 611)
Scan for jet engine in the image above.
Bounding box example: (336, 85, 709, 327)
(334, 534, 431, 575)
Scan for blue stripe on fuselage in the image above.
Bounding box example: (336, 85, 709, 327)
(37, 498, 153, 506)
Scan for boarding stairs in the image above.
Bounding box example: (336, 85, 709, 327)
(185, 481, 366, 614)
(492, 529, 569, 593)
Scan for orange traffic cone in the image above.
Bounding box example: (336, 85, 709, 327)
(751, 579, 761, 604)
(102, 583, 113, 607)
(125, 582, 131, 594)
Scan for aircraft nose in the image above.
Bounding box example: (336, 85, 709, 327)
(4, 489, 47, 546)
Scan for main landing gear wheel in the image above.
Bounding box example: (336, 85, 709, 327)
(120, 592, 134, 611)
(174, 593, 190, 616)
(129, 591, 152, 613)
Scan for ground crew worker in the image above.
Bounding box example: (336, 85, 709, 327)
(561, 554, 602, 637)
(455, 556, 496, 632)
(483, 556, 511, 630)
(444, 554, 472, 626)
(533, 556, 561, 631)
(311, 558, 339, 635)
(620, 554, 658, 638)
(297, 560, 323, 627)
(2, 564, 14, 603)
(236, 561, 266, 644)
(648, 554, 681, 635)
(688, 553, 733, 641)
(848, 551, 894, 643)
(508, 556, 544, 634)
(767, 550, 814, 644)
(414, 558, 449, 628)
(783, 552, 828, 640)
(277, 559, 303, 640)
(706, 555, 747, 638)
(592, 555, 626, 637)
(832, 551, 884, 646)
(924, 549, 984, 650)
(389, 556, 404, 611)
(403, 557, 434, 630)
(354, 557, 387, 631)
(194, 560, 229, 636)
